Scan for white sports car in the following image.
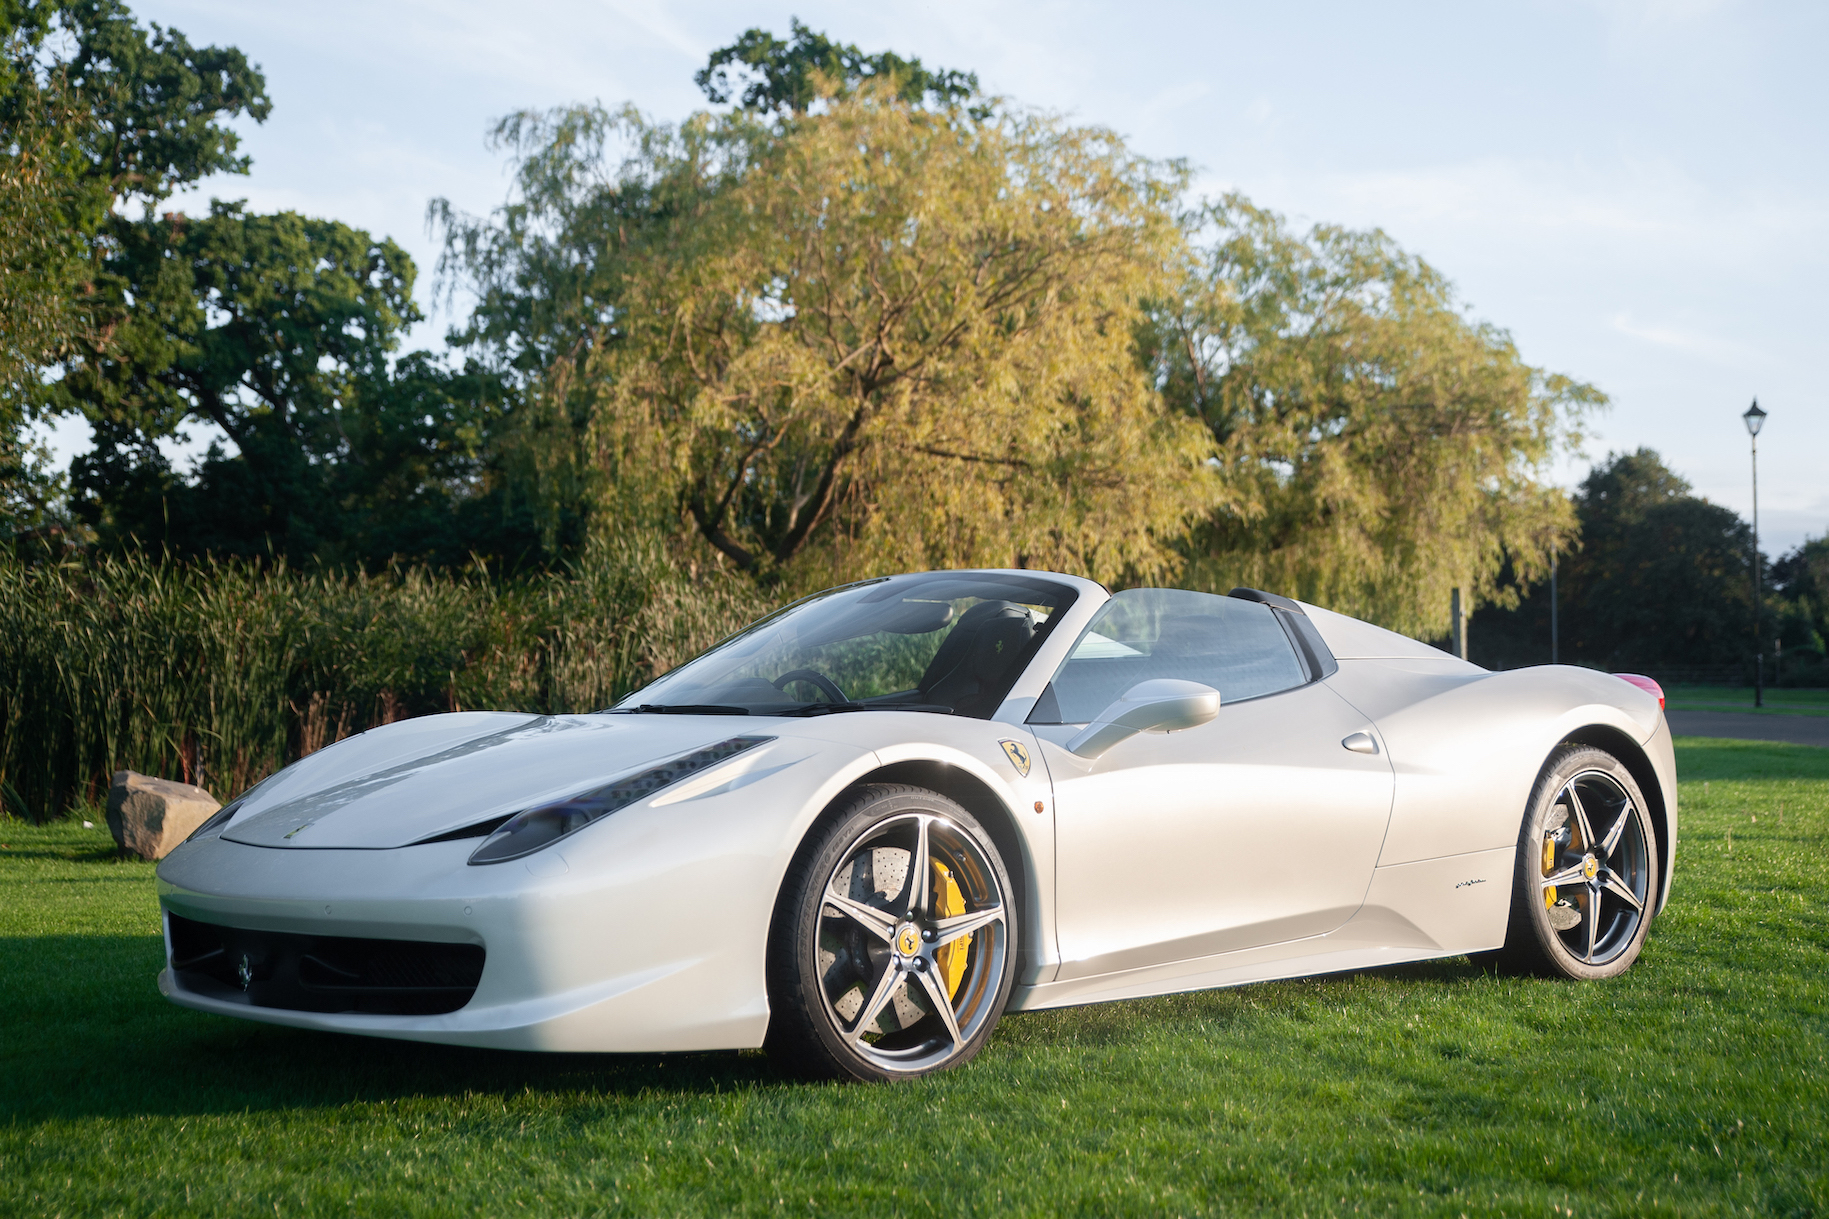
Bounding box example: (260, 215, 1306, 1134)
(157, 570, 1676, 1081)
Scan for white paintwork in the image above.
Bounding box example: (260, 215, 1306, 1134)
(156, 569, 1680, 1051)
(1298, 602, 1480, 663)
(1034, 680, 1392, 981)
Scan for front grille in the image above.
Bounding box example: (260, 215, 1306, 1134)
(167, 912, 484, 1016)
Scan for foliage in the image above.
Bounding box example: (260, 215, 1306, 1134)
(2, 0, 267, 534)
(695, 17, 980, 116)
(2, 738, 1825, 1213)
(0, 39, 82, 530)
(1565, 449, 1762, 668)
(0, 46, 80, 398)
(0, 539, 764, 819)
(1150, 195, 1598, 637)
(1, 0, 269, 215)
(440, 92, 1216, 592)
(1473, 448, 1773, 673)
(0, 0, 269, 373)
(54, 203, 410, 551)
(40, 200, 537, 568)
(1773, 534, 1829, 661)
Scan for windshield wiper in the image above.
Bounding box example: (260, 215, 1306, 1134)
(621, 703, 751, 715)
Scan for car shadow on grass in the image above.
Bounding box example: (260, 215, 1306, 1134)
(0, 933, 796, 1124)
(989, 954, 1489, 1051)
(2, 936, 1499, 1123)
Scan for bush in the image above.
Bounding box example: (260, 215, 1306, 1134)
(0, 538, 764, 819)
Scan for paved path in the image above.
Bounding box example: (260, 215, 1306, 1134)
(1667, 710, 1829, 748)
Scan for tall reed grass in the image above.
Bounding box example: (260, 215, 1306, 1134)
(0, 538, 765, 820)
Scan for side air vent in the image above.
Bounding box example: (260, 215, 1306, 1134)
(167, 913, 484, 1016)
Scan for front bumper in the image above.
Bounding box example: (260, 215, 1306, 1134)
(155, 740, 877, 1051)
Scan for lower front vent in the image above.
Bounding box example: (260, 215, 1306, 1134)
(167, 912, 484, 1016)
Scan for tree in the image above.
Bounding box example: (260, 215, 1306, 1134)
(0, 42, 81, 394)
(54, 202, 512, 564)
(2, 0, 268, 536)
(695, 18, 980, 116)
(1769, 534, 1826, 673)
(440, 90, 1215, 590)
(1475, 449, 1764, 671)
(0, 49, 81, 533)
(1148, 196, 1598, 637)
(2, 0, 269, 217)
(1568, 450, 1762, 669)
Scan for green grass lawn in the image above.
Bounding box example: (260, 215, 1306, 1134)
(1665, 684, 1829, 717)
(3, 739, 1825, 1217)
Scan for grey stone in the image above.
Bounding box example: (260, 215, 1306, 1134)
(106, 770, 220, 860)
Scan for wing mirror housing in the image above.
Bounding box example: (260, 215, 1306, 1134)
(1066, 679, 1220, 759)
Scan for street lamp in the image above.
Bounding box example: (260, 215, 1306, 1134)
(1743, 399, 1767, 708)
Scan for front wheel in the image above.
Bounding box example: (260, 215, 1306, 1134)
(766, 784, 1016, 1081)
(1494, 745, 1660, 979)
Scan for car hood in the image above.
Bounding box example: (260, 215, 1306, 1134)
(220, 712, 791, 850)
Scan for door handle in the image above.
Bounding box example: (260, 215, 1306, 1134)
(1341, 732, 1379, 755)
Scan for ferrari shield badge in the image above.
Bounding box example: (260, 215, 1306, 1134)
(998, 739, 1032, 778)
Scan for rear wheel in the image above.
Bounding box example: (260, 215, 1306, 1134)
(1495, 745, 1659, 979)
(766, 785, 1016, 1081)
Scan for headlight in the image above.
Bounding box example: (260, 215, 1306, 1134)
(467, 735, 775, 865)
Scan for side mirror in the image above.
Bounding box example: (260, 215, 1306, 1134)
(1066, 679, 1221, 759)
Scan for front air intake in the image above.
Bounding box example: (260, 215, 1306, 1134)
(166, 912, 484, 1016)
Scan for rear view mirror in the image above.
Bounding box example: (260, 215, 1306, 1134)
(1066, 679, 1220, 759)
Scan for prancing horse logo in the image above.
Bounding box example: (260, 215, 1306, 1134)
(999, 739, 1032, 778)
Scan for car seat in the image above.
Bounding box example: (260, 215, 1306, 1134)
(918, 600, 1037, 716)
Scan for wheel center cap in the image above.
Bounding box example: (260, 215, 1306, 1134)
(1582, 854, 1599, 880)
(896, 923, 922, 957)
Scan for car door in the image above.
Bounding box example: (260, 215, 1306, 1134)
(1027, 589, 1394, 982)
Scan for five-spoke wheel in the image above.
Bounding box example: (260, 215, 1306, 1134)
(1495, 745, 1659, 979)
(767, 785, 1015, 1080)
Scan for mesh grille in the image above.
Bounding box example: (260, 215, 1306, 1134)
(167, 912, 484, 1016)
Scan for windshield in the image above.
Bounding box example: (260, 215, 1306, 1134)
(616, 572, 1078, 718)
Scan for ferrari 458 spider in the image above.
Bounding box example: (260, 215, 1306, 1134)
(158, 570, 1675, 1080)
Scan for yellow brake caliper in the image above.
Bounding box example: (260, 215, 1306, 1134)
(1543, 834, 1558, 908)
(930, 860, 971, 1000)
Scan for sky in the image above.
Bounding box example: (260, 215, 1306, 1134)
(43, 0, 1829, 554)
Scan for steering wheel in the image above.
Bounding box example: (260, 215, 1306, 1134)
(771, 668, 850, 705)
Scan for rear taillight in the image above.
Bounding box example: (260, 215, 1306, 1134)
(1613, 673, 1664, 709)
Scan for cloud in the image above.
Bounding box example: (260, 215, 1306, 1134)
(1314, 153, 1828, 278)
(1135, 80, 1210, 126)
(1607, 313, 1762, 366)
(1583, 0, 1735, 27)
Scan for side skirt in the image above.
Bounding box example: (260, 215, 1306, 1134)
(1010, 846, 1512, 1011)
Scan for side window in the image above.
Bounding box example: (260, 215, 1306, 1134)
(1032, 589, 1308, 723)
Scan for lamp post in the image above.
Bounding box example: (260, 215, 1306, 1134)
(1743, 399, 1767, 708)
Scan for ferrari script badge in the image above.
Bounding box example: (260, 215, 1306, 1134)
(897, 924, 922, 956)
(998, 739, 1032, 778)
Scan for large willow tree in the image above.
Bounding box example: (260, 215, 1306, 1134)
(438, 26, 1596, 627)
(437, 89, 1216, 591)
(1148, 196, 1600, 636)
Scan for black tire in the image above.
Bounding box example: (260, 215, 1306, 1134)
(765, 784, 1017, 1082)
(1493, 744, 1660, 979)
